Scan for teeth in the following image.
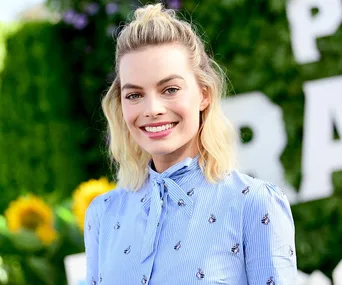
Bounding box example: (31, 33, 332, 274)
(145, 123, 175, 133)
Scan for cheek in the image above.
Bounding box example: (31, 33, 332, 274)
(121, 102, 137, 127)
(173, 101, 201, 127)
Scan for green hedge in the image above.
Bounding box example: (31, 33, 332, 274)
(0, 22, 87, 212)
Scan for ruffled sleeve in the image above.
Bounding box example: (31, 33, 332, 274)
(243, 182, 297, 285)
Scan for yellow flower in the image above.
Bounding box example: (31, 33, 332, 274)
(73, 177, 115, 230)
(36, 224, 58, 245)
(5, 195, 57, 245)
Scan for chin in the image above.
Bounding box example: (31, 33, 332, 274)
(147, 148, 176, 157)
(143, 144, 179, 156)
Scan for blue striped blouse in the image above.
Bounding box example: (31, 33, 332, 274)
(84, 156, 297, 285)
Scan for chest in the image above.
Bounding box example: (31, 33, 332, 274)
(97, 194, 247, 285)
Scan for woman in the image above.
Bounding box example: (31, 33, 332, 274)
(85, 3, 297, 284)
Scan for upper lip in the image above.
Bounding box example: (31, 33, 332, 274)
(140, 121, 177, 128)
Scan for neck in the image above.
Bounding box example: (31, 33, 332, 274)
(151, 140, 199, 173)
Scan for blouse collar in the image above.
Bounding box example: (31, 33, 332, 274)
(140, 155, 201, 262)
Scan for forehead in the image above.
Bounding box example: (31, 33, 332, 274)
(119, 43, 192, 85)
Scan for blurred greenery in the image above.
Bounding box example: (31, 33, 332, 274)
(0, 22, 87, 212)
(0, 0, 341, 283)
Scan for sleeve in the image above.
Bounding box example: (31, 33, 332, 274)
(243, 182, 297, 285)
(84, 197, 102, 284)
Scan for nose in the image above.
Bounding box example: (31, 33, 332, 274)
(143, 94, 166, 118)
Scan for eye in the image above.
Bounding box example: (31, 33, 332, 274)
(164, 87, 179, 95)
(125, 93, 142, 100)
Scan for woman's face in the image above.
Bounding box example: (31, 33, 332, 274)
(119, 43, 209, 169)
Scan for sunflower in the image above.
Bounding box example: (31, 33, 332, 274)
(36, 224, 58, 245)
(4, 195, 57, 245)
(72, 177, 115, 230)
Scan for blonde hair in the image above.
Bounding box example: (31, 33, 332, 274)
(102, 3, 236, 190)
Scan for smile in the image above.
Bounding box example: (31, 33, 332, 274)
(144, 123, 176, 133)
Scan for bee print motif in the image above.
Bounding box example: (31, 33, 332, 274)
(91, 278, 96, 285)
(140, 194, 147, 203)
(87, 222, 91, 231)
(231, 243, 240, 254)
(242, 186, 250, 195)
(208, 214, 216, 223)
(266, 277, 275, 285)
(262, 214, 270, 225)
(114, 222, 120, 230)
(187, 188, 194, 196)
(289, 245, 294, 257)
(196, 268, 205, 279)
(99, 274, 102, 283)
(104, 196, 111, 203)
(178, 199, 185, 206)
(174, 241, 181, 251)
(141, 275, 147, 284)
(124, 246, 131, 254)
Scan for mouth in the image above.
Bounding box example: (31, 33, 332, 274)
(140, 122, 178, 133)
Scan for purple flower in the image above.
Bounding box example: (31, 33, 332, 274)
(63, 9, 76, 24)
(168, 0, 181, 9)
(105, 3, 118, 15)
(85, 3, 100, 15)
(73, 14, 88, 30)
(63, 10, 88, 29)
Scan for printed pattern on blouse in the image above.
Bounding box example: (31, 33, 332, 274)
(84, 156, 297, 285)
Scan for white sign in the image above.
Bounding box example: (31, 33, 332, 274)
(300, 76, 342, 202)
(222, 76, 342, 204)
(286, 0, 342, 64)
(221, 92, 298, 204)
(64, 253, 86, 285)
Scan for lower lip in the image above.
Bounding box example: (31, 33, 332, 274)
(142, 125, 176, 139)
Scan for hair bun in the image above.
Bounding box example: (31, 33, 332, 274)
(134, 3, 175, 23)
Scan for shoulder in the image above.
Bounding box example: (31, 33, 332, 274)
(85, 187, 129, 222)
(226, 171, 295, 230)
(219, 170, 292, 219)
(222, 170, 288, 201)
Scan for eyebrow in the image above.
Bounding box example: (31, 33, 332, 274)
(121, 74, 184, 91)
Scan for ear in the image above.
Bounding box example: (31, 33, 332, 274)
(199, 86, 210, 111)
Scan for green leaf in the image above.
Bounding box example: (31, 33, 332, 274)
(26, 256, 55, 285)
(55, 205, 76, 225)
(8, 230, 43, 252)
(0, 215, 8, 234)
